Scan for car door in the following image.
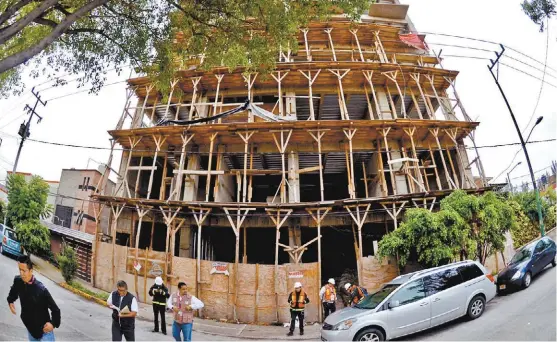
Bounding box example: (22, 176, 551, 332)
(425, 268, 465, 327)
(540, 238, 554, 268)
(384, 278, 431, 339)
(531, 240, 546, 275)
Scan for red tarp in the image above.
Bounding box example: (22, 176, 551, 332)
(399, 33, 429, 51)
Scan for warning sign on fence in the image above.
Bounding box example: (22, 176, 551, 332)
(288, 271, 304, 279)
(210, 262, 229, 276)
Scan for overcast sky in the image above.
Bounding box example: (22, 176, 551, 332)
(0, 0, 555, 189)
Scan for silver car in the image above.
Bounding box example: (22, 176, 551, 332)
(321, 260, 496, 341)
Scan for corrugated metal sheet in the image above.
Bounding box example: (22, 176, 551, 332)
(41, 220, 94, 245)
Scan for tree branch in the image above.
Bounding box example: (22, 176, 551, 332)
(0, 0, 59, 45)
(0, 0, 35, 26)
(0, 0, 109, 74)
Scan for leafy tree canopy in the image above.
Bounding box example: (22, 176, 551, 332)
(521, 0, 556, 32)
(16, 218, 51, 257)
(0, 0, 369, 97)
(6, 173, 52, 226)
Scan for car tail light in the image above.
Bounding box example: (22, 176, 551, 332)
(486, 274, 495, 283)
(2, 236, 6, 244)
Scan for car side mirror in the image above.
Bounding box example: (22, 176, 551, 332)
(388, 300, 400, 309)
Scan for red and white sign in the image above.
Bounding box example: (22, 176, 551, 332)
(133, 260, 141, 272)
(210, 262, 229, 276)
(288, 271, 303, 279)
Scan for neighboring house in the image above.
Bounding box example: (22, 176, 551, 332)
(53, 167, 115, 236)
(6, 171, 59, 222)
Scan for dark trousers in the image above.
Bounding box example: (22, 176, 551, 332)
(153, 304, 166, 333)
(322, 302, 336, 319)
(289, 310, 304, 333)
(112, 320, 135, 341)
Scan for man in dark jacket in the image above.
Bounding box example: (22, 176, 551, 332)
(286, 282, 309, 337)
(7, 255, 61, 341)
(107, 280, 138, 341)
(148, 276, 170, 335)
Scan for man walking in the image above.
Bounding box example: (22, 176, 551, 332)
(7, 255, 61, 341)
(107, 280, 138, 341)
(149, 276, 170, 335)
(287, 282, 309, 337)
(167, 282, 204, 341)
(319, 278, 336, 319)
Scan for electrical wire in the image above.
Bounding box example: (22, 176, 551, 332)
(510, 165, 553, 180)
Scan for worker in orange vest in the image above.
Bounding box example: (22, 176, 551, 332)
(344, 283, 367, 306)
(319, 278, 336, 319)
(287, 282, 309, 336)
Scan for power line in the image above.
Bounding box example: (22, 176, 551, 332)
(511, 165, 553, 180)
(44, 80, 129, 102)
(500, 62, 557, 88)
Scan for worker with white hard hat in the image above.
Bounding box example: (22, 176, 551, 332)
(319, 278, 337, 319)
(287, 282, 309, 336)
(148, 276, 170, 335)
(344, 282, 367, 306)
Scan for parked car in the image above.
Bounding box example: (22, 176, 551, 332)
(321, 260, 496, 341)
(496, 236, 556, 293)
(0, 224, 25, 258)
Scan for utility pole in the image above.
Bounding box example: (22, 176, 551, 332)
(4, 87, 46, 227)
(488, 44, 545, 236)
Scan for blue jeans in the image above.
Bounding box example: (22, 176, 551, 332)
(28, 331, 55, 341)
(172, 321, 192, 341)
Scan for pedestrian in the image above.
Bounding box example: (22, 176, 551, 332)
(107, 280, 138, 341)
(149, 276, 170, 335)
(287, 282, 309, 337)
(319, 278, 336, 319)
(167, 282, 204, 342)
(344, 283, 367, 306)
(7, 255, 61, 341)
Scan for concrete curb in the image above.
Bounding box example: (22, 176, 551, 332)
(58, 282, 108, 307)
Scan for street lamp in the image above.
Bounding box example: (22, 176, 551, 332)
(507, 162, 522, 194)
(526, 116, 544, 143)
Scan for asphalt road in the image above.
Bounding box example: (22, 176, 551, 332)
(0, 253, 237, 341)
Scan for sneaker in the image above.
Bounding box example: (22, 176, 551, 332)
(162, 332, 167, 335)
(286, 332, 293, 336)
(151, 330, 158, 333)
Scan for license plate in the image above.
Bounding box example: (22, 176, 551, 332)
(499, 284, 506, 290)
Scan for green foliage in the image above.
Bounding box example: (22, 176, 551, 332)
(6, 174, 51, 226)
(521, 0, 556, 32)
(57, 245, 78, 283)
(68, 280, 110, 301)
(509, 200, 539, 248)
(0, 0, 370, 97)
(0, 200, 5, 223)
(16, 219, 51, 257)
(512, 190, 554, 229)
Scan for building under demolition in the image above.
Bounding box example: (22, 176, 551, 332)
(91, 0, 489, 324)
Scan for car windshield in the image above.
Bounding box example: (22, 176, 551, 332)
(354, 284, 400, 310)
(5, 229, 16, 240)
(510, 246, 533, 264)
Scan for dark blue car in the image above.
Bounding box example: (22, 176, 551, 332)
(0, 224, 24, 258)
(496, 236, 556, 293)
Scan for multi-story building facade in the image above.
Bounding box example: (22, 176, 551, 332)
(91, 0, 488, 323)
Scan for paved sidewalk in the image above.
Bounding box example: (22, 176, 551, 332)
(31, 256, 321, 340)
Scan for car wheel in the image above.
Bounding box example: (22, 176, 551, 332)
(355, 328, 385, 341)
(552, 255, 556, 267)
(522, 272, 532, 289)
(467, 295, 485, 320)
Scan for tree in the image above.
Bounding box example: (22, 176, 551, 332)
(57, 244, 78, 283)
(0, 200, 6, 223)
(6, 173, 51, 226)
(508, 200, 539, 248)
(0, 0, 368, 97)
(16, 219, 51, 257)
(521, 0, 556, 32)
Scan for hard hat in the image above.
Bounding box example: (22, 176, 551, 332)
(328, 278, 335, 285)
(344, 283, 351, 290)
(155, 276, 163, 286)
(294, 282, 302, 288)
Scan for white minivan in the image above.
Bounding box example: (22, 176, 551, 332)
(321, 260, 496, 341)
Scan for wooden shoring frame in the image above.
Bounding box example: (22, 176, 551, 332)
(428, 144, 443, 191)
(164, 79, 180, 120)
(160, 154, 169, 200)
(308, 130, 328, 202)
(242, 73, 258, 122)
(408, 88, 424, 119)
(91, 202, 105, 287)
(306, 207, 331, 323)
(385, 87, 398, 119)
(160, 206, 183, 282)
(400, 147, 415, 194)
(299, 69, 321, 120)
(362, 161, 369, 198)
(379, 128, 398, 195)
(382, 71, 406, 118)
(344, 204, 371, 286)
(238, 131, 256, 202)
(328, 69, 350, 120)
(133, 206, 149, 301)
(147, 135, 168, 199)
(409, 73, 434, 119)
(190, 208, 212, 300)
(343, 129, 358, 199)
(205, 133, 219, 202)
(373, 31, 388, 63)
(169, 132, 195, 200)
(213, 74, 225, 118)
(188, 77, 202, 120)
(376, 138, 388, 197)
(349, 29, 365, 62)
(271, 130, 293, 203)
(223, 207, 255, 322)
(138, 85, 154, 127)
(403, 127, 426, 192)
(271, 71, 289, 116)
(301, 28, 311, 61)
(380, 201, 407, 230)
(362, 71, 381, 120)
(248, 143, 255, 202)
(445, 128, 476, 189)
(424, 74, 453, 119)
(173, 94, 183, 121)
(110, 204, 125, 287)
(429, 128, 457, 189)
(265, 208, 293, 323)
(411, 197, 437, 211)
(114, 137, 142, 198)
(324, 28, 337, 61)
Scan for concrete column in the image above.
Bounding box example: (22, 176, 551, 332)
(376, 89, 393, 120)
(288, 151, 300, 203)
(366, 157, 383, 197)
(183, 152, 200, 201)
(389, 141, 409, 195)
(288, 224, 302, 263)
(197, 95, 209, 118)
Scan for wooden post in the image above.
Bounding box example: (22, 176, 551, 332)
(110, 204, 124, 287)
(301, 28, 311, 61)
(409, 89, 424, 119)
(383, 71, 406, 118)
(430, 128, 457, 189)
(308, 130, 328, 202)
(299, 70, 321, 120)
(362, 162, 369, 198)
(349, 29, 365, 62)
(379, 128, 398, 195)
(343, 129, 358, 199)
(363, 71, 382, 118)
(149, 220, 155, 249)
(381, 201, 408, 231)
(376, 139, 388, 196)
(113, 137, 142, 198)
(205, 133, 218, 202)
(191, 208, 211, 300)
(138, 85, 153, 127)
(164, 79, 179, 119)
(410, 73, 434, 119)
(147, 135, 167, 199)
(238, 132, 256, 202)
(160, 207, 182, 283)
(144, 248, 149, 302)
(428, 144, 443, 190)
(189, 77, 202, 120)
(271, 71, 289, 117)
(254, 263, 260, 323)
(324, 28, 337, 61)
(134, 207, 148, 300)
(213, 75, 224, 117)
(445, 128, 476, 188)
(242, 73, 258, 122)
(403, 127, 426, 192)
(345, 204, 371, 285)
(271, 130, 293, 203)
(169, 132, 195, 200)
(328, 69, 350, 120)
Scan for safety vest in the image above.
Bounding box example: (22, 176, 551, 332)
(291, 291, 306, 310)
(352, 286, 364, 304)
(324, 285, 336, 302)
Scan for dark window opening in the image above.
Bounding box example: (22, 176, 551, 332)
(54, 205, 73, 228)
(116, 232, 131, 246)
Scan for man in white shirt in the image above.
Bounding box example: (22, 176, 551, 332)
(319, 278, 337, 319)
(167, 282, 204, 341)
(107, 280, 138, 341)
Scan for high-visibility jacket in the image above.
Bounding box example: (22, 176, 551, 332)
(320, 285, 336, 303)
(351, 286, 365, 305)
(288, 291, 309, 311)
